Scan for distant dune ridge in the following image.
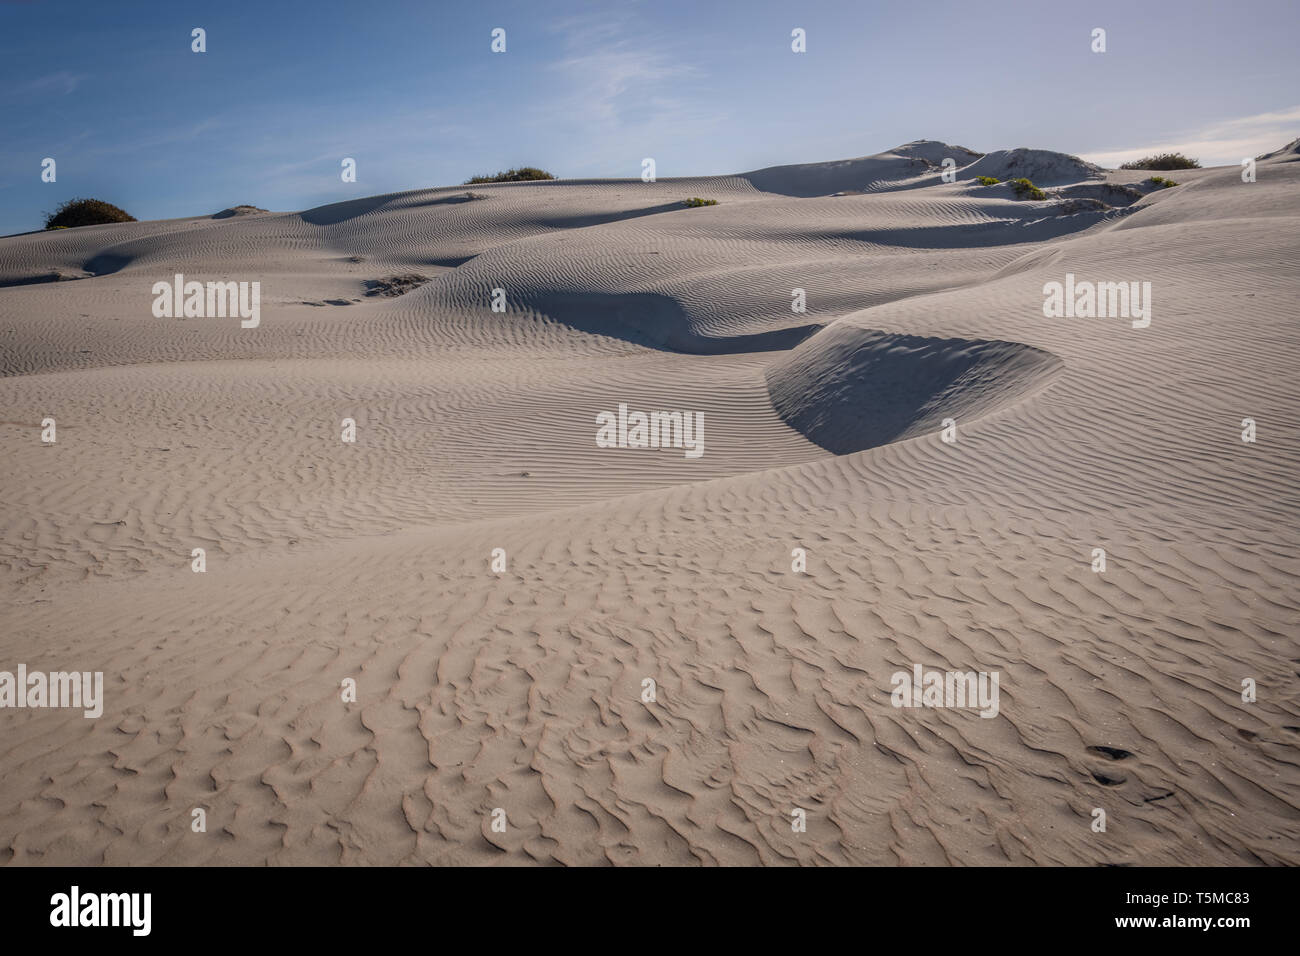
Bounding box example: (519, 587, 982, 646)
(1, 138, 1298, 866)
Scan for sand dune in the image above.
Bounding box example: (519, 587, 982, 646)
(1, 140, 1297, 866)
(960, 147, 1104, 186)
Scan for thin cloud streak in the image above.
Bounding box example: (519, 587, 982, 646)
(1080, 106, 1300, 167)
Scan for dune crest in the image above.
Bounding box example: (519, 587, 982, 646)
(740, 140, 979, 196)
(960, 147, 1105, 186)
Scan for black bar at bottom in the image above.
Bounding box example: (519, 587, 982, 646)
(0, 865, 1284, 942)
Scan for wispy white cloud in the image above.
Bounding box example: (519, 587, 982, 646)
(80, 117, 223, 158)
(194, 102, 469, 203)
(22, 71, 88, 96)
(547, 45, 703, 127)
(526, 9, 728, 174)
(1080, 106, 1300, 168)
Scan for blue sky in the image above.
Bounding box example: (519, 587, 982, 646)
(2, 0, 1297, 235)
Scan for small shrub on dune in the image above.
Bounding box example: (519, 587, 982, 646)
(1008, 178, 1046, 201)
(464, 167, 556, 184)
(1119, 152, 1200, 170)
(975, 176, 1001, 186)
(44, 197, 136, 229)
(682, 197, 718, 207)
(1148, 176, 1178, 188)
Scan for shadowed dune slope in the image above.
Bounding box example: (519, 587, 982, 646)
(767, 328, 1063, 453)
(741, 140, 980, 196)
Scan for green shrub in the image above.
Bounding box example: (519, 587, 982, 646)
(975, 176, 1000, 186)
(1148, 176, 1178, 188)
(1008, 178, 1046, 201)
(44, 197, 136, 229)
(464, 167, 555, 184)
(682, 197, 718, 207)
(1119, 152, 1200, 170)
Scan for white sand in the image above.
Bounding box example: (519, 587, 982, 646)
(1, 140, 1297, 865)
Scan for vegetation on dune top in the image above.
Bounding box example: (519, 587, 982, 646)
(464, 167, 556, 184)
(1119, 152, 1200, 170)
(213, 204, 268, 219)
(1148, 176, 1179, 188)
(44, 197, 136, 229)
(974, 176, 1001, 186)
(682, 197, 718, 207)
(1008, 177, 1047, 201)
